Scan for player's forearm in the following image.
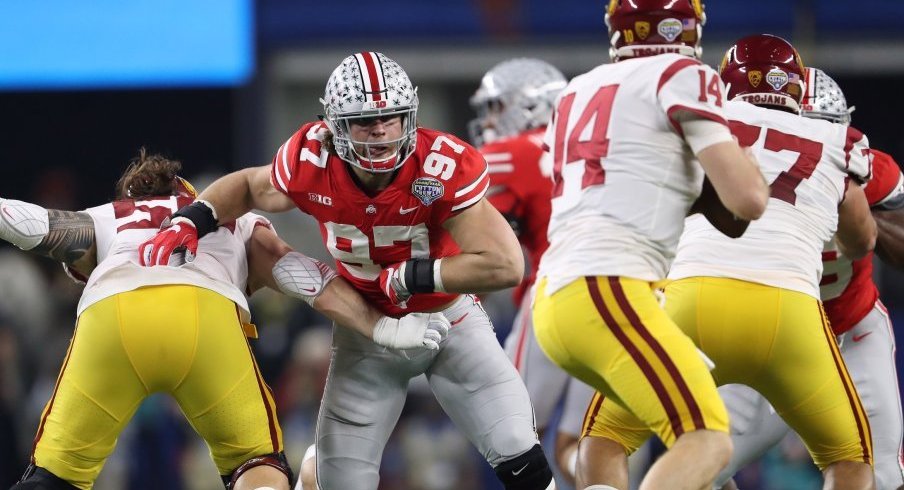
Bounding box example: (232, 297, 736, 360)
(197, 169, 261, 224)
(837, 184, 877, 260)
(34, 210, 98, 275)
(198, 166, 294, 224)
(264, 246, 382, 339)
(439, 250, 524, 294)
(696, 141, 769, 221)
(873, 208, 904, 268)
(313, 277, 382, 338)
(836, 218, 877, 260)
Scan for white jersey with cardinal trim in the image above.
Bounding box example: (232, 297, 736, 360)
(669, 100, 871, 298)
(77, 196, 271, 321)
(538, 53, 729, 294)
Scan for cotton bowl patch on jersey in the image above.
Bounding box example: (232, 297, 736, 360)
(412, 177, 444, 205)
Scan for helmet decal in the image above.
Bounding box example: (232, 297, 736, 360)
(748, 70, 763, 88)
(605, 0, 706, 61)
(766, 69, 788, 91)
(658, 19, 683, 42)
(719, 34, 806, 112)
(636, 21, 651, 40)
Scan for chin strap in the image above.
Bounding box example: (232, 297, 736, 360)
(0, 198, 49, 250)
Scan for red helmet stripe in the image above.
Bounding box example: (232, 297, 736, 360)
(804, 67, 816, 102)
(355, 52, 385, 102)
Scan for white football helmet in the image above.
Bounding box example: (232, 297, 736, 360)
(468, 58, 567, 147)
(321, 52, 419, 173)
(800, 67, 854, 125)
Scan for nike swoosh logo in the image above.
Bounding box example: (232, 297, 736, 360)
(301, 287, 317, 293)
(399, 206, 418, 214)
(450, 313, 469, 326)
(852, 332, 873, 342)
(512, 463, 529, 476)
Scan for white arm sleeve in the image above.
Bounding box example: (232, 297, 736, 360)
(0, 198, 50, 250)
(272, 251, 338, 306)
(678, 116, 735, 156)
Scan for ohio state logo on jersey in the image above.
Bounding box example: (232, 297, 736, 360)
(412, 177, 444, 205)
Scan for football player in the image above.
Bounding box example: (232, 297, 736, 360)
(138, 53, 556, 490)
(714, 67, 904, 490)
(530, 1, 769, 489)
(576, 36, 878, 490)
(470, 57, 596, 487)
(1, 150, 449, 490)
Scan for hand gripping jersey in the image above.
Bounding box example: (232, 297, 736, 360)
(669, 100, 872, 298)
(479, 127, 552, 303)
(822, 149, 904, 334)
(538, 54, 728, 293)
(77, 196, 271, 321)
(270, 122, 489, 316)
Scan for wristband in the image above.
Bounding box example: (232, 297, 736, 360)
(432, 258, 445, 293)
(403, 258, 437, 294)
(173, 200, 218, 238)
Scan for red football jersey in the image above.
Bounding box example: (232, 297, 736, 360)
(479, 128, 552, 303)
(270, 122, 489, 317)
(822, 149, 903, 334)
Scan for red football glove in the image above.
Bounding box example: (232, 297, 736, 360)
(138, 217, 199, 266)
(378, 261, 412, 309)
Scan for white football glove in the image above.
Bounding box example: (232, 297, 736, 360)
(372, 312, 451, 350)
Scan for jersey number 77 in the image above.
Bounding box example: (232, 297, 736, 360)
(729, 121, 823, 205)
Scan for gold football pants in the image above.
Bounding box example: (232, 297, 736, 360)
(533, 276, 729, 447)
(31, 285, 283, 488)
(582, 277, 872, 469)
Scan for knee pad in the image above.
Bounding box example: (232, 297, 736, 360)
(494, 444, 554, 490)
(13, 464, 78, 490)
(221, 451, 294, 490)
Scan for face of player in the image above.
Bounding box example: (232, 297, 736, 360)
(348, 115, 404, 162)
(478, 99, 505, 132)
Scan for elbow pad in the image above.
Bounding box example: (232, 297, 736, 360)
(272, 251, 338, 306)
(0, 198, 49, 250)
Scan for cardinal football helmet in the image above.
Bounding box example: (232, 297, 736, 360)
(604, 0, 706, 62)
(468, 58, 567, 147)
(719, 34, 806, 113)
(800, 67, 854, 125)
(321, 52, 419, 173)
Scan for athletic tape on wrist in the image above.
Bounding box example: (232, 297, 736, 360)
(432, 258, 445, 293)
(173, 201, 218, 238)
(403, 258, 437, 294)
